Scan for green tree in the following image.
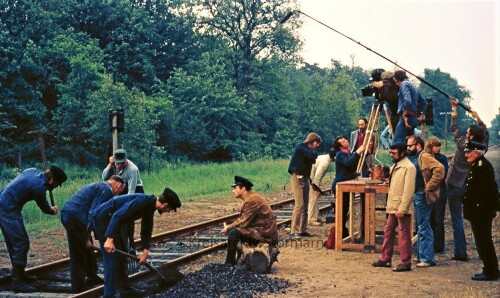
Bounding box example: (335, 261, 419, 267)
(86, 75, 166, 168)
(419, 68, 471, 139)
(50, 30, 106, 165)
(0, 0, 60, 165)
(191, 0, 300, 94)
(168, 49, 259, 160)
(488, 111, 500, 145)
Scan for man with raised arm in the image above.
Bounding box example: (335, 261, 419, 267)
(445, 98, 488, 261)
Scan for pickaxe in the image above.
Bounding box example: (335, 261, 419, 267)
(28, 130, 55, 206)
(90, 245, 170, 284)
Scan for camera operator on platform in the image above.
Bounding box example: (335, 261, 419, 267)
(391, 70, 428, 147)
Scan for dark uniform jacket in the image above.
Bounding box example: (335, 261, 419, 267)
(61, 181, 115, 226)
(0, 168, 53, 214)
(462, 155, 499, 220)
(226, 192, 278, 244)
(90, 194, 156, 250)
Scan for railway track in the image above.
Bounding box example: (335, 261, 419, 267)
(0, 195, 334, 297)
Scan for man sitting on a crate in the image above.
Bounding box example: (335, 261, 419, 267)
(222, 176, 279, 272)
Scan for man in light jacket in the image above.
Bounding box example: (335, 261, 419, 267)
(372, 144, 416, 272)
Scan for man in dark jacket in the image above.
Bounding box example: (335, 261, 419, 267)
(331, 136, 365, 238)
(61, 175, 124, 293)
(445, 98, 488, 261)
(90, 188, 181, 297)
(462, 141, 499, 281)
(288, 133, 321, 240)
(0, 166, 67, 293)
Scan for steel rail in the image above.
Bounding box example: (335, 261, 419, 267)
(0, 198, 296, 284)
(71, 203, 333, 297)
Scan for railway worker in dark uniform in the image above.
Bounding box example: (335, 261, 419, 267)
(0, 166, 67, 293)
(102, 149, 144, 273)
(462, 141, 500, 281)
(60, 175, 124, 293)
(222, 176, 278, 266)
(90, 187, 181, 298)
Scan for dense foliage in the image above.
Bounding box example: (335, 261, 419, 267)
(0, 0, 492, 171)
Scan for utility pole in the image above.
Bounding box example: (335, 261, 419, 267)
(439, 112, 451, 151)
(108, 109, 124, 153)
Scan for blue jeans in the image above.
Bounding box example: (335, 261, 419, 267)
(447, 184, 468, 259)
(392, 115, 417, 147)
(413, 191, 435, 264)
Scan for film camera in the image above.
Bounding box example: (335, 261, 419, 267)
(361, 84, 379, 98)
(360, 68, 385, 99)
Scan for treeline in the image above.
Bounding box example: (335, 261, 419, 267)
(0, 0, 485, 170)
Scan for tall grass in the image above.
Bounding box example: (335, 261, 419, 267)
(0, 159, 292, 236)
(0, 145, 454, 237)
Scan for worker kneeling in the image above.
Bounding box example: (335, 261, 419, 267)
(222, 176, 279, 273)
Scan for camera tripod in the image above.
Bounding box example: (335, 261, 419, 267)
(356, 101, 393, 176)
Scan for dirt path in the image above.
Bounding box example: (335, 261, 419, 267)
(1, 147, 499, 296)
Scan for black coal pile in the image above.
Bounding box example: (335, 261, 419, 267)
(150, 263, 291, 298)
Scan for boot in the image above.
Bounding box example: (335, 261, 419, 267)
(23, 271, 37, 283)
(11, 265, 37, 293)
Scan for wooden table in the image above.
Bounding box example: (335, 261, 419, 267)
(334, 178, 388, 252)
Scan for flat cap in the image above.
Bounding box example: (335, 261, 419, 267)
(113, 149, 127, 163)
(50, 165, 67, 183)
(162, 187, 181, 212)
(231, 175, 254, 190)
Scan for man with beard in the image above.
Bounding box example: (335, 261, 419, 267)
(0, 166, 67, 292)
(408, 135, 445, 268)
(349, 118, 374, 178)
(371, 144, 415, 272)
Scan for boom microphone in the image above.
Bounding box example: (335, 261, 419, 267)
(280, 11, 294, 24)
(294, 10, 472, 112)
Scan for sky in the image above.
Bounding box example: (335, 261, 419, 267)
(296, 0, 499, 127)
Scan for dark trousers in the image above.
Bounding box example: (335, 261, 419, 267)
(469, 217, 499, 277)
(0, 211, 30, 267)
(341, 192, 352, 238)
(121, 186, 144, 274)
(100, 234, 130, 298)
(61, 211, 98, 293)
(430, 184, 447, 252)
(225, 228, 259, 265)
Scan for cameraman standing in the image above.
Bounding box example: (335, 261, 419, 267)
(392, 70, 427, 147)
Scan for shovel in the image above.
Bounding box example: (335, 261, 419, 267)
(91, 245, 170, 284)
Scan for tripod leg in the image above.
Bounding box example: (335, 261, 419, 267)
(356, 103, 381, 175)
